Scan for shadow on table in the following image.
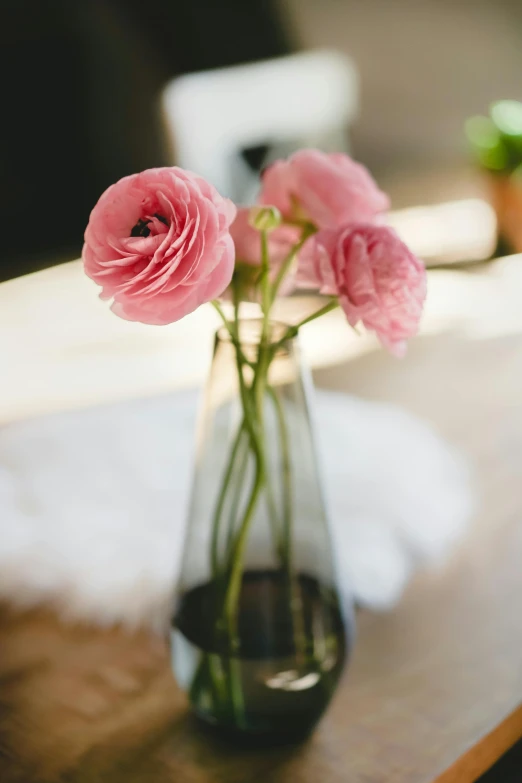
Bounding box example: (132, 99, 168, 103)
(0, 604, 308, 783)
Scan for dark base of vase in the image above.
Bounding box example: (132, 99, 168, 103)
(172, 569, 352, 743)
(192, 708, 316, 748)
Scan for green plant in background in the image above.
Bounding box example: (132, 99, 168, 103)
(466, 100, 522, 176)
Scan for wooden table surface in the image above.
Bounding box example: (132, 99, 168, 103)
(1, 258, 522, 782)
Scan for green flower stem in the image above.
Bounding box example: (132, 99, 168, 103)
(221, 337, 267, 609)
(220, 339, 271, 655)
(211, 300, 255, 370)
(264, 467, 285, 563)
(281, 218, 317, 233)
(221, 447, 264, 649)
(287, 298, 340, 332)
(213, 337, 268, 724)
(210, 419, 247, 576)
(260, 229, 271, 345)
(221, 283, 254, 561)
(189, 653, 229, 713)
(226, 656, 246, 728)
(268, 386, 292, 558)
(270, 244, 299, 304)
(209, 296, 260, 579)
(270, 299, 340, 357)
(268, 384, 306, 667)
(225, 435, 250, 555)
(210, 299, 233, 335)
(223, 427, 284, 567)
(269, 226, 316, 305)
(232, 277, 241, 337)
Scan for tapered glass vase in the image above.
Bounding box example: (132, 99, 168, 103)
(171, 320, 353, 743)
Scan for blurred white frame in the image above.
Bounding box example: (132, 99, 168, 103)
(162, 50, 359, 202)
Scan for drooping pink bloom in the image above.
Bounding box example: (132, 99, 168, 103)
(298, 224, 426, 356)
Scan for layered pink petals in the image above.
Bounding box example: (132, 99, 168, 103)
(81, 157, 425, 355)
(82, 167, 236, 324)
(260, 149, 390, 230)
(298, 225, 426, 356)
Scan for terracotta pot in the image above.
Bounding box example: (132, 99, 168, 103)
(487, 174, 522, 253)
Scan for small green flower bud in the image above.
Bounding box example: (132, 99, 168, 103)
(248, 206, 282, 233)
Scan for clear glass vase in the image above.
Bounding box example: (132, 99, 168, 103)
(171, 320, 353, 743)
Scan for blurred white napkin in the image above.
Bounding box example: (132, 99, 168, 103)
(0, 390, 473, 626)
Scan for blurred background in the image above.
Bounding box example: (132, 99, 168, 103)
(1, 8, 522, 775)
(2, 0, 522, 280)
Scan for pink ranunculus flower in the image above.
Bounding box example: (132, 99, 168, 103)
(298, 224, 426, 357)
(82, 167, 236, 325)
(228, 207, 301, 296)
(259, 149, 390, 230)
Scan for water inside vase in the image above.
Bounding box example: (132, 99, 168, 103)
(172, 569, 350, 741)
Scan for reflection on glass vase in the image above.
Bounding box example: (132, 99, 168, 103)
(171, 320, 354, 743)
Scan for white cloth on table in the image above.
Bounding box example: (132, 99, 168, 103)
(0, 390, 473, 627)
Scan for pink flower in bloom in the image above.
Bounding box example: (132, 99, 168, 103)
(298, 225, 426, 357)
(260, 149, 390, 230)
(82, 167, 236, 324)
